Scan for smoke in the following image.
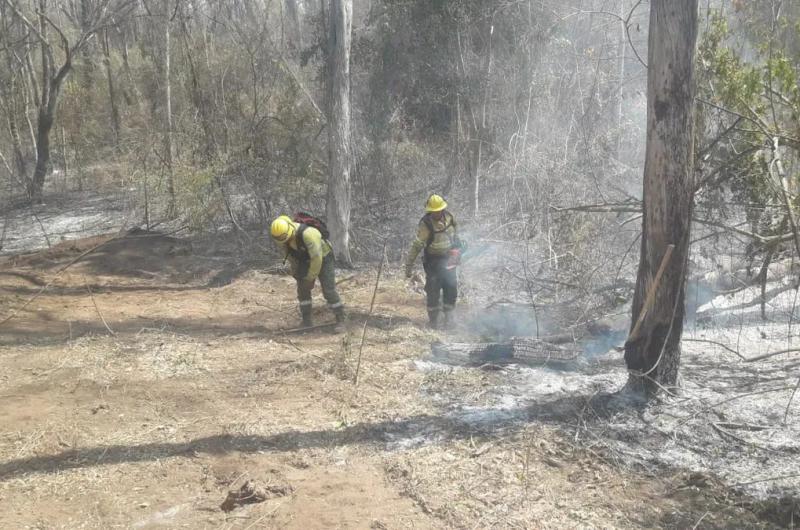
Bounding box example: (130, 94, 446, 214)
(582, 329, 627, 357)
(459, 302, 557, 342)
(684, 277, 716, 326)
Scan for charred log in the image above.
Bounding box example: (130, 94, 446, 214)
(430, 338, 580, 366)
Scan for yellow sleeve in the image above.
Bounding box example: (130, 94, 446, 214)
(405, 221, 429, 269)
(275, 241, 299, 277)
(302, 228, 324, 281)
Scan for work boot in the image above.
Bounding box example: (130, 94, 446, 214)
(300, 305, 313, 328)
(442, 309, 454, 330)
(332, 306, 347, 333)
(427, 309, 440, 330)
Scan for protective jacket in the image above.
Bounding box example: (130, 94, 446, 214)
(277, 221, 332, 281)
(405, 211, 459, 270)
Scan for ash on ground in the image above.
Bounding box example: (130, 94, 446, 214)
(413, 271, 800, 504)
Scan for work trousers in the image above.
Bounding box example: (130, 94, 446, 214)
(295, 254, 343, 315)
(423, 254, 457, 314)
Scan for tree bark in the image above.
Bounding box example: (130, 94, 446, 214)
(325, 0, 353, 266)
(284, 0, 304, 51)
(26, 0, 58, 200)
(624, 0, 698, 395)
(7, 105, 28, 184)
(29, 107, 53, 200)
(102, 28, 121, 146)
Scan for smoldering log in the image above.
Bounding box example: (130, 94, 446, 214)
(430, 338, 580, 366)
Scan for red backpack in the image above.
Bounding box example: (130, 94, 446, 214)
(292, 212, 331, 241)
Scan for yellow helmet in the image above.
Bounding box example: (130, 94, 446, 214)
(425, 194, 447, 213)
(270, 216, 295, 242)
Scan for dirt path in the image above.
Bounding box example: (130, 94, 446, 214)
(0, 233, 788, 528)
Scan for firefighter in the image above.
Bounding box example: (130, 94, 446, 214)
(404, 194, 463, 329)
(270, 215, 345, 330)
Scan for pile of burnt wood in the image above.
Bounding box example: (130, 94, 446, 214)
(430, 337, 581, 366)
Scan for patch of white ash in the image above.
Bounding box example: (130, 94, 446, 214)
(1, 192, 132, 255)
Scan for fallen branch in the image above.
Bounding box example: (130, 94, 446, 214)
(551, 202, 640, 214)
(711, 422, 780, 453)
(279, 322, 338, 334)
(85, 279, 115, 336)
(732, 472, 800, 488)
(783, 375, 800, 423)
(677, 386, 797, 427)
(743, 348, 800, 363)
(683, 338, 746, 360)
(31, 210, 52, 248)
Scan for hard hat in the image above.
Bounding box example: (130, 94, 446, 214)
(270, 216, 295, 242)
(425, 194, 447, 213)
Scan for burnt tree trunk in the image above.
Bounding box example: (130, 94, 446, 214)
(624, 0, 698, 395)
(325, 0, 353, 266)
(29, 108, 54, 200)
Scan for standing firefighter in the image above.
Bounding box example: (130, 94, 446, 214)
(270, 214, 346, 331)
(404, 194, 463, 329)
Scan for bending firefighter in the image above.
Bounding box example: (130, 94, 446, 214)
(404, 194, 464, 329)
(270, 214, 346, 331)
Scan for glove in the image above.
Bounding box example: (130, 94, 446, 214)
(300, 278, 316, 290)
(446, 248, 461, 270)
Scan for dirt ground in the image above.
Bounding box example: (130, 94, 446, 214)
(0, 231, 792, 529)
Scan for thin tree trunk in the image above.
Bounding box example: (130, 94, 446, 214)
(180, 13, 216, 160)
(60, 125, 67, 183)
(325, 0, 353, 266)
(118, 24, 136, 105)
(445, 90, 460, 196)
(7, 109, 28, 185)
(29, 107, 53, 200)
(475, 21, 493, 217)
(624, 0, 698, 395)
(164, 10, 175, 212)
(29, 0, 51, 201)
(519, 0, 534, 160)
(102, 28, 121, 146)
(284, 0, 304, 50)
(615, 0, 626, 158)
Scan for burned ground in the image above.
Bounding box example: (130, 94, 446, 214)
(0, 228, 797, 528)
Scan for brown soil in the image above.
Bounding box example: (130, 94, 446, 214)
(0, 232, 785, 528)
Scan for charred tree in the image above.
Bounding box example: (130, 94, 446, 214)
(624, 0, 698, 395)
(325, 0, 353, 266)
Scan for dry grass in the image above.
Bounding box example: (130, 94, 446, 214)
(0, 236, 792, 528)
